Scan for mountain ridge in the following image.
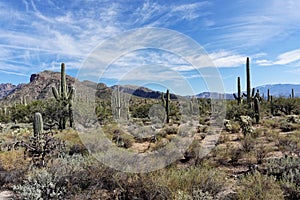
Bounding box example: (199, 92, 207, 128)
(0, 70, 299, 101)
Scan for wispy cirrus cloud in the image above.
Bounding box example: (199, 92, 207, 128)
(0, 0, 213, 79)
(208, 0, 300, 49)
(132, 0, 212, 27)
(256, 49, 300, 66)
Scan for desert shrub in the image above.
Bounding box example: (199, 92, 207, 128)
(280, 168, 300, 200)
(112, 129, 134, 148)
(13, 168, 67, 200)
(279, 121, 297, 132)
(225, 102, 250, 120)
(192, 189, 214, 200)
(241, 134, 255, 153)
(0, 150, 29, 171)
(277, 133, 300, 155)
(262, 118, 280, 129)
(154, 164, 226, 197)
(164, 126, 179, 135)
(236, 171, 284, 200)
(131, 103, 152, 119)
(0, 150, 28, 186)
(265, 156, 300, 200)
(227, 144, 242, 165)
(230, 121, 240, 133)
(254, 143, 270, 164)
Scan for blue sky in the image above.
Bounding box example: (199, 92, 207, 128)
(0, 0, 300, 95)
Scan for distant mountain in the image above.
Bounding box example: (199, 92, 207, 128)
(0, 83, 26, 99)
(111, 85, 177, 99)
(0, 70, 299, 102)
(194, 84, 300, 100)
(195, 92, 234, 100)
(0, 83, 18, 98)
(255, 84, 300, 98)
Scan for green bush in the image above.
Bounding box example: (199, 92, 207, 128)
(265, 157, 300, 199)
(236, 171, 284, 200)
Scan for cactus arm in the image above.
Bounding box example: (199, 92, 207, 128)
(67, 87, 75, 101)
(251, 88, 255, 98)
(52, 87, 60, 100)
(233, 93, 238, 100)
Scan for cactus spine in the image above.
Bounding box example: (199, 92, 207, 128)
(52, 63, 75, 129)
(233, 76, 243, 104)
(162, 90, 170, 123)
(254, 97, 260, 123)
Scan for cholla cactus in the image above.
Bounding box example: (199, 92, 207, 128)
(239, 115, 254, 136)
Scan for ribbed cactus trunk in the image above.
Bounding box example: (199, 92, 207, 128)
(233, 76, 242, 104)
(166, 89, 170, 123)
(254, 97, 260, 123)
(33, 112, 43, 139)
(270, 95, 274, 115)
(246, 57, 251, 105)
(161, 90, 170, 123)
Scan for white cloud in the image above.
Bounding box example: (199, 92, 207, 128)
(209, 51, 245, 67)
(210, 0, 300, 48)
(256, 49, 300, 66)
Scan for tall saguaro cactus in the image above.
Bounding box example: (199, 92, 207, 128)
(52, 63, 75, 129)
(162, 89, 170, 123)
(114, 85, 121, 120)
(233, 76, 243, 104)
(246, 57, 251, 105)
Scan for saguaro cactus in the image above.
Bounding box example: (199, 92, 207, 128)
(246, 57, 251, 104)
(233, 76, 243, 104)
(52, 63, 75, 129)
(291, 88, 295, 99)
(33, 112, 43, 138)
(267, 89, 270, 102)
(114, 85, 121, 120)
(161, 89, 170, 123)
(254, 97, 260, 123)
(270, 95, 274, 115)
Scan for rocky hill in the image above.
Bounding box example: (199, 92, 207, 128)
(0, 83, 18, 99)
